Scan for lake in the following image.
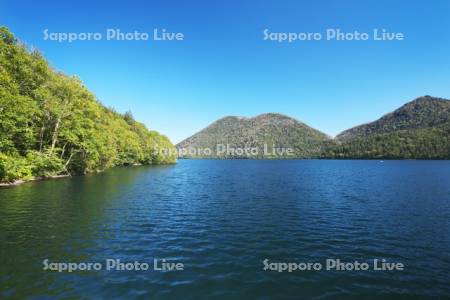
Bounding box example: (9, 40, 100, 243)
(1, 160, 449, 299)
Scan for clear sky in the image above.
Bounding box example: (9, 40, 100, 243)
(2, 0, 450, 143)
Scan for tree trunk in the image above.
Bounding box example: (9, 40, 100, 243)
(39, 125, 45, 152)
(60, 142, 68, 159)
(50, 118, 60, 154)
(64, 152, 75, 174)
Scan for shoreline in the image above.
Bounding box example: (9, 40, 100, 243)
(0, 174, 71, 188)
(177, 157, 449, 160)
(1, 158, 447, 187)
(0, 162, 177, 188)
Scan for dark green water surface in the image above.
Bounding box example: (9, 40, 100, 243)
(1, 160, 449, 299)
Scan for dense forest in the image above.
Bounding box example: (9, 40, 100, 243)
(322, 123, 450, 159)
(177, 96, 450, 160)
(325, 96, 450, 159)
(0, 27, 176, 183)
(176, 113, 330, 158)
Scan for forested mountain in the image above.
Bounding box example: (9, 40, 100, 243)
(337, 96, 450, 141)
(178, 97, 450, 160)
(324, 96, 450, 159)
(177, 113, 330, 158)
(0, 27, 176, 183)
(2, 27, 447, 179)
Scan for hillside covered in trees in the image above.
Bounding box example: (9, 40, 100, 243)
(0, 27, 176, 184)
(177, 113, 330, 158)
(177, 96, 450, 160)
(324, 96, 450, 159)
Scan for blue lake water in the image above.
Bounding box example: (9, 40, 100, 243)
(1, 160, 449, 299)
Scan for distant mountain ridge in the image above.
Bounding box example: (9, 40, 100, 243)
(177, 113, 330, 158)
(177, 96, 450, 159)
(337, 96, 450, 141)
(328, 96, 450, 159)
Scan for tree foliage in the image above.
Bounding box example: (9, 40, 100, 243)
(0, 27, 176, 183)
(326, 96, 450, 159)
(323, 122, 450, 159)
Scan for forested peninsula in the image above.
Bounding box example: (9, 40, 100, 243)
(0, 27, 176, 184)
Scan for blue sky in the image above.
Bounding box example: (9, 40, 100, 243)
(2, 0, 450, 143)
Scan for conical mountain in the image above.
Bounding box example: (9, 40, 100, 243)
(177, 113, 330, 158)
